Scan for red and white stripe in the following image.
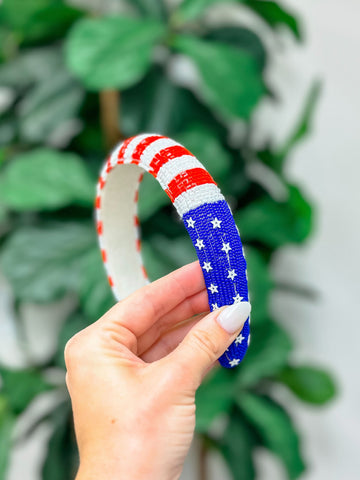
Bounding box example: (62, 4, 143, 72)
(96, 133, 225, 300)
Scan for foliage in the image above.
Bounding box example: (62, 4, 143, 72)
(0, 0, 336, 479)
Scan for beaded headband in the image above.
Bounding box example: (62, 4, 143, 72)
(95, 134, 250, 368)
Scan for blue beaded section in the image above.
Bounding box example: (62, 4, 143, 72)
(182, 200, 250, 368)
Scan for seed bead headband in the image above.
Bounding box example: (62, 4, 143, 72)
(95, 134, 250, 368)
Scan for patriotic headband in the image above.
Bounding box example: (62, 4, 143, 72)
(95, 134, 250, 368)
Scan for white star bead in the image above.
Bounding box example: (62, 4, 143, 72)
(195, 238, 205, 250)
(233, 293, 244, 303)
(186, 217, 195, 228)
(208, 284, 218, 294)
(212, 303, 219, 310)
(202, 262, 213, 272)
(235, 333, 245, 345)
(229, 359, 240, 367)
(221, 242, 231, 254)
(227, 269, 237, 280)
(211, 217, 222, 229)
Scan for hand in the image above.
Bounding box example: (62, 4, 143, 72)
(65, 261, 251, 480)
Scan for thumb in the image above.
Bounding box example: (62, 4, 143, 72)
(168, 301, 251, 388)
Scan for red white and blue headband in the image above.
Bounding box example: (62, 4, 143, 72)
(95, 134, 250, 368)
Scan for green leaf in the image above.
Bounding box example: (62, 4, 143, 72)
(244, 0, 302, 40)
(0, 223, 96, 302)
(65, 16, 166, 90)
(0, 149, 94, 211)
(0, 397, 14, 480)
(277, 81, 321, 161)
(175, 0, 227, 21)
(121, 65, 227, 139)
(138, 171, 169, 221)
(0, 367, 52, 415)
(278, 365, 337, 405)
(132, 0, 167, 20)
(176, 124, 231, 178)
(244, 246, 273, 324)
(42, 402, 78, 480)
(18, 69, 84, 144)
(235, 184, 313, 248)
(0, 0, 83, 44)
(237, 393, 305, 479)
(0, 47, 62, 89)
(205, 26, 267, 71)
(79, 247, 115, 321)
(219, 409, 256, 480)
(195, 368, 235, 432)
(236, 320, 292, 388)
(172, 34, 264, 120)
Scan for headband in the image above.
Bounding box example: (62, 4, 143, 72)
(95, 133, 250, 368)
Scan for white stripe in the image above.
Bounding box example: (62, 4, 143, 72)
(173, 183, 225, 217)
(121, 133, 151, 164)
(157, 155, 204, 189)
(140, 137, 181, 171)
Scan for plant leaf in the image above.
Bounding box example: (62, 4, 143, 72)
(18, 69, 84, 145)
(0, 149, 94, 211)
(138, 171, 170, 221)
(176, 123, 231, 178)
(244, 246, 273, 324)
(172, 34, 265, 119)
(65, 16, 166, 90)
(278, 365, 337, 405)
(195, 368, 235, 432)
(244, 0, 302, 40)
(218, 409, 256, 480)
(0, 0, 84, 44)
(0, 397, 14, 480)
(235, 183, 313, 248)
(42, 402, 78, 480)
(237, 393, 305, 479)
(0, 223, 96, 302)
(131, 0, 167, 20)
(175, 0, 228, 21)
(0, 367, 52, 415)
(78, 247, 115, 321)
(236, 320, 292, 388)
(205, 26, 267, 71)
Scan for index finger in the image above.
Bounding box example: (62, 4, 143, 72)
(100, 260, 206, 337)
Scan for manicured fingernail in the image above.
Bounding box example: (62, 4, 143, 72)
(216, 301, 251, 334)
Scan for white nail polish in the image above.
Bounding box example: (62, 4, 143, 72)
(217, 301, 251, 334)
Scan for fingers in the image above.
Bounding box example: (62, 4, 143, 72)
(164, 301, 251, 389)
(99, 261, 205, 338)
(137, 288, 210, 356)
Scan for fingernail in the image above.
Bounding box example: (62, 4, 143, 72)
(216, 301, 251, 334)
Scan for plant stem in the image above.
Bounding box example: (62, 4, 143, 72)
(99, 90, 122, 150)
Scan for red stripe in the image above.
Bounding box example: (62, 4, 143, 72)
(134, 215, 140, 227)
(117, 136, 134, 159)
(97, 221, 103, 235)
(98, 176, 105, 189)
(108, 276, 114, 287)
(149, 145, 193, 176)
(165, 168, 215, 202)
(135, 238, 141, 251)
(134, 189, 139, 202)
(95, 196, 101, 209)
(141, 265, 147, 278)
(132, 135, 165, 164)
(105, 156, 112, 173)
(101, 249, 107, 262)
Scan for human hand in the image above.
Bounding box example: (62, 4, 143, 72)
(64, 260, 251, 480)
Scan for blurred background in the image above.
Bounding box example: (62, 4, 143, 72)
(0, 0, 358, 479)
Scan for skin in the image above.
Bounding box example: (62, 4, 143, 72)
(65, 260, 246, 480)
